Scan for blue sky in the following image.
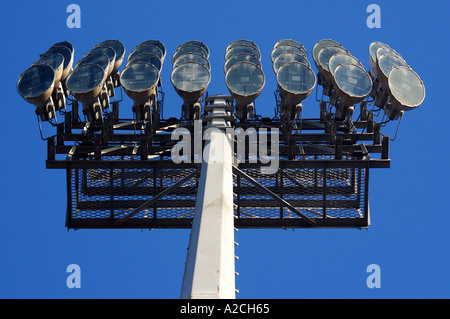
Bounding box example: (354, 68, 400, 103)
(0, 0, 449, 298)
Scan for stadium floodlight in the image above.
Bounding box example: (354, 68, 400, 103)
(371, 46, 406, 82)
(225, 44, 261, 62)
(33, 53, 66, 110)
(375, 53, 409, 98)
(34, 54, 64, 87)
(273, 52, 310, 74)
(85, 46, 119, 98)
(52, 41, 74, 59)
(271, 45, 307, 64)
(383, 66, 425, 120)
(367, 41, 425, 121)
(224, 52, 261, 74)
(172, 45, 208, 65)
(173, 53, 211, 71)
(171, 41, 211, 120)
(120, 62, 160, 121)
(126, 53, 162, 72)
(331, 63, 372, 120)
(129, 45, 164, 64)
(315, 45, 349, 98)
(171, 62, 210, 102)
(75, 52, 112, 102)
(368, 41, 389, 78)
(273, 39, 306, 55)
(66, 64, 107, 122)
(17, 64, 56, 122)
(178, 40, 209, 58)
(75, 52, 111, 75)
(225, 61, 265, 120)
(95, 40, 125, 73)
(276, 61, 316, 106)
(171, 61, 211, 120)
(226, 40, 259, 54)
(312, 39, 342, 69)
(271, 39, 315, 125)
(135, 40, 166, 61)
(316, 46, 349, 81)
(375, 47, 405, 63)
(87, 46, 116, 76)
(328, 53, 363, 77)
(224, 40, 263, 120)
(44, 45, 73, 83)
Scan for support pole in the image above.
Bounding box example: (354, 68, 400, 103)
(180, 98, 236, 299)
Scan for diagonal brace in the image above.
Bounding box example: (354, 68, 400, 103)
(115, 168, 200, 226)
(232, 167, 316, 226)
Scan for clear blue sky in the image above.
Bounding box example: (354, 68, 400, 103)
(1, 0, 449, 298)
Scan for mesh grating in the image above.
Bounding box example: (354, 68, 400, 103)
(67, 157, 369, 229)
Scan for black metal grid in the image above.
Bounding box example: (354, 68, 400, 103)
(64, 155, 371, 229)
(43, 95, 389, 230)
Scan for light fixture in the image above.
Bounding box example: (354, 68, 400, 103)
(171, 62, 210, 100)
(94, 40, 126, 86)
(315, 45, 349, 96)
(33, 53, 66, 111)
(271, 40, 315, 126)
(271, 44, 306, 64)
(17, 64, 56, 122)
(123, 40, 166, 122)
(276, 61, 316, 107)
(66, 63, 107, 122)
(226, 44, 261, 62)
(178, 41, 209, 58)
(75, 52, 114, 108)
(85, 46, 117, 98)
(368, 41, 389, 78)
(86, 46, 115, 76)
(226, 40, 259, 53)
(328, 53, 363, 77)
(135, 40, 166, 62)
(173, 52, 211, 71)
(224, 52, 261, 74)
(372, 53, 409, 107)
(120, 62, 160, 122)
(384, 66, 425, 120)
(75, 52, 111, 74)
(172, 44, 208, 65)
(17, 41, 75, 128)
(172, 61, 210, 120)
(312, 39, 342, 69)
(171, 41, 211, 120)
(273, 52, 310, 74)
(273, 39, 306, 55)
(129, 45, 163, 64)
(126, 53, 162, 72)
(224, 40, 264, 121)
(225, 61, 264, 120)
(44, 45, 74, 88)
(368, 41, 425, 121)
(331, 63, 372, 120)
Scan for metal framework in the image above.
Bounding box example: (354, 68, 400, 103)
(45, 93, 390, 230)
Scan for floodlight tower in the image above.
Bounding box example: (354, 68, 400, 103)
(17, 38, 425, 299)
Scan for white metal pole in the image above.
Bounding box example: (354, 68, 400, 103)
(180, 98, 236, 299)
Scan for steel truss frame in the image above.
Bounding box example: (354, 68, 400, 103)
(45, 95, 390, 230)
